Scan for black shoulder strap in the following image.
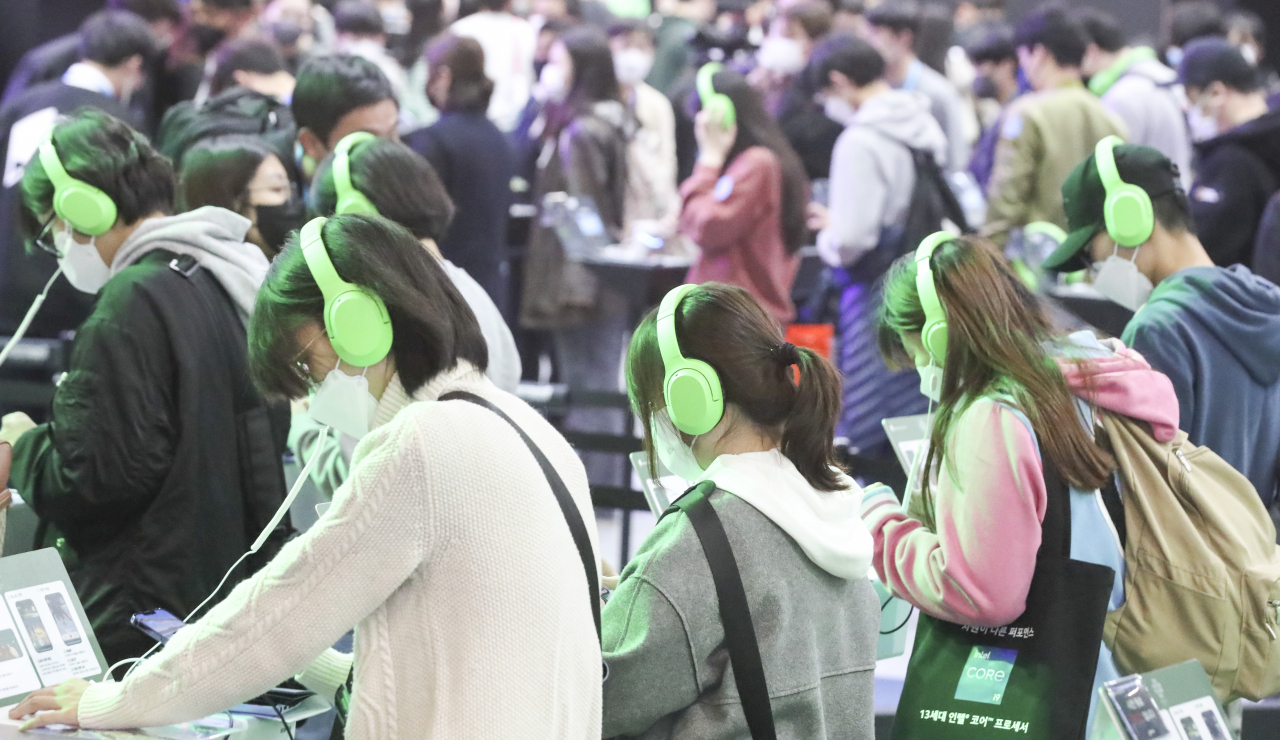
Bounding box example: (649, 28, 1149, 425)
(665, 481, 778, 740)
(439, 391, 601, 641)
(1037, 444, 1072, 563)
(907, 144, 973, 235)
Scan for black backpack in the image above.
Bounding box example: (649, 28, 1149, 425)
(154, 88, 298, 175)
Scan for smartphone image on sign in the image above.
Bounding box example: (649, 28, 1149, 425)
(1201, 710, 1228, 740)
(0, 629, 24, 662)
(14, 600, 52, 653)
(131, 608, 186, 644)
(44, 593, 81, 646)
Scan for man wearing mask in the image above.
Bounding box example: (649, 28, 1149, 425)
(864, 0, 970, 173)
(0, 110, 290, 666)
(292, 54, 399, 184)
(0, 10, 155, 340)
(159, 0, 263, 111)
(1078, 8, 1192, 190)
(1178, 37, 1280, 269)
(1042, 141, 1280, 506)
(965, 24, 1018, 192)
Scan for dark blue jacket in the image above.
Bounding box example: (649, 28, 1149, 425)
(1123, 265, 1280, 504)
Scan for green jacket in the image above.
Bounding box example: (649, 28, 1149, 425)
(982, 80, 1128, 245)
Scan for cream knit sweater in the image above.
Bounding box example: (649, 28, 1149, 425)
(77, 363, 604, 738)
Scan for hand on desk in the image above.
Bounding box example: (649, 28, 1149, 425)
(9, 678, 87, 730)
(0, 413, 34, 447)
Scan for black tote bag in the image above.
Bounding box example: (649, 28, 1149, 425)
(892, 448, 1115, 740)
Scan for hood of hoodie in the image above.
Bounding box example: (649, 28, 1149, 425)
(112, 206, 269, 325)
(852, 89, 949, 166)
(690, 449, 874, 580)
(1142, 265, 1280, 386)
(1124, 56, 1178, 86)
(1053, 330, 1181, 442)
(1195, 106, 1280, 177)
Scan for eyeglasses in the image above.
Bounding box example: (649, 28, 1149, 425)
(33, 216, 59, 257)
(292, 331, 327, 385)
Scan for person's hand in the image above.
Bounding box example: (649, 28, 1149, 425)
(0, 441, 12, 510)
(9, 678, 89, 730)
(807, 202, 829, 231)
(600, 558, 620, 592)
(0, 412, 34, 446)
(694, 107, 737, 170)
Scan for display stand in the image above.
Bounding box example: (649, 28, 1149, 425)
(1091, 660, 1234, 740)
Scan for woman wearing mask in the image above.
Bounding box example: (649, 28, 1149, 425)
(178, 135, 307, 259)
(868, 235, 1181, 733)
(10, 214, 604, 738)
(521, 26, 633, 484)
(680, 66, 810, 324)
(601, 282, 878, 739)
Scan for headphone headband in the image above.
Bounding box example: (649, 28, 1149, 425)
(300, 217, 348, 301)
(657, 283, 698, 368)
(1095, 136, 1124, 192)
(37, 140, 73, 190)
(696, 62, 721, 101)
(914, 231, 955, 363)
(333, 131, 380, 216)
(695, 62, 736, 128)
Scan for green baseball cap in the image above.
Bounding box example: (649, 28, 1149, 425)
(1042, 143, 1181, 273)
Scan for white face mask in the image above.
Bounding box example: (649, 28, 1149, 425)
(54, 225, 111, 294)
(1091, 245, 1154, 311)
(652, 408, 706, 482)
(1186, 103, 1219, 142)
(613, 48, 654, 87)
(308, 363, 380, 440)
(757, 36, 806, 75)
(537, 63, 569, 103)
(822, 94, 857, 126)
(916, 360, 943, 403)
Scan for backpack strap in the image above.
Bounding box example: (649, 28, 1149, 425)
(663, 481, 778, 740)
(905, 144, 973, 234)
(439, 391, 601, 641)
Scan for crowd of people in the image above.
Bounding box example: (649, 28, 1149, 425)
(0, 0, 1278, 738)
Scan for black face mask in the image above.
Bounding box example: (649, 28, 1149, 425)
(973, 74, 999, 100)
(191, 23, 228, 54)
(255, 198, 308, 256)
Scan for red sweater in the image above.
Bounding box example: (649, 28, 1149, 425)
(679, 146, 800, 324)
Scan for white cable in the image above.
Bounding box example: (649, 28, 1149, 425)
(0, 267, 62, 369)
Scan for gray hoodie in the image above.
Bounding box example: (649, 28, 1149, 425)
(111, 206, 269, 325)
(817, 89, 949, 268)
(1100, 57, 1194, 190)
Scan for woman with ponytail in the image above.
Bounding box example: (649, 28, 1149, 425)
(600, 282, 878, 740)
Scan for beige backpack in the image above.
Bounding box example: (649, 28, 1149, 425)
(1099, 412, 1280, 702)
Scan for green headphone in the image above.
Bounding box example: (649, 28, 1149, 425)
(657, 284, 723, 436)
(37, 137, 117, 236)
(696, 62, 736, 129)
(1095, 135, 1154, 247)
(915, 231, 955, 364)
(333, 132, 380, 217)
(299, 216, 393, 367)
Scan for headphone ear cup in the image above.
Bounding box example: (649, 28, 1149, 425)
(922, 320, 948, 363)
(708, 96, 736, 128)
(56, 183, 117, 236)
(325, 289, 394, 367)
(1105, 185, 1155, 247)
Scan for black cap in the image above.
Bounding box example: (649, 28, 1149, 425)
(1178, 36, 1261, 92)
(1043, 144, 1180, 273)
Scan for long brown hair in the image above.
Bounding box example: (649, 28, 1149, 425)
(877, 236, 1114, 530)
(627, 283, 847, 491)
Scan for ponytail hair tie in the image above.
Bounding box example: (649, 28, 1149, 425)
(773, 342, 800, 367)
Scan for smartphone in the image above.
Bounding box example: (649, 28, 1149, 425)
(44, 593, 81, 645)
(131, 608, 186, 644)
(0, 629, 24, 662)
(14, 600, 52, 653)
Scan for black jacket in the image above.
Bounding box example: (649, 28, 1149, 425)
(1, 33, 81, 105)
(11, 249, 290, 666)
(1190, 108, 1280, 268)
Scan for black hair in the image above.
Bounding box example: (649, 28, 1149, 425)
(966, 24, 1016, 64)
(1169, 1, 1225, 49)
(687, 70, 810, 253)
(107, 0, 182, 24)
(333, 0, 386, 36)
(813, 32, 886, 87)
(199, 0, 254, 9)
(1076, 7, 1126, 53)
(249, 214, 488, 399)
(425, 34, 494, 113)
(311, 138, 455, 241)
(79, 10, 156, 67)
(915, 2, 954, 74)
(606, 18, 654, 41)
(211, 40, 287, 95)
(292, 54, 397, 144)
(546, 27, 620, 135)
(865, 0, 920, 35)
(1153, 184, 1196, 236)
(1014, 3, 1088, 67)
(785, 2, 835, 42)
(1226, 10, 1265, 56)
(178, 135, 275, 214)
(20, 110, 174, 242)
(836, 0, 865, 15)
(478, 0, 510, 11)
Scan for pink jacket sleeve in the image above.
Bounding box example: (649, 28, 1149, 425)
(861, 398, 1047, 627)
(677, 147, 780, 255)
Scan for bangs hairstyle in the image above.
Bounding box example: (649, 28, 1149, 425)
(248, 214, 488, 399)
(627, 283, 847, 492)
(877, 236, 1113, 530)
(311, 137, 455, 241)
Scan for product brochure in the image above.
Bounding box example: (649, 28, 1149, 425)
(1091, 660, 1232, 740)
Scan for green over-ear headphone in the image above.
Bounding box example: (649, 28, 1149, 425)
(300, 216, 393, 367)
(1095, 135, 1154, 247)
(696, 62, 736, 129)
(333, 132, 380, 216)
(37, 137, 117, 236)
(915, 231, 955, 364)
(657, 284, 723, 436)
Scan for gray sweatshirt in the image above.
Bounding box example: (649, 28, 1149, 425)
(601, 450, 879, 739)
(1100, 56, 1193, 190)
(817, 89, 949, 268)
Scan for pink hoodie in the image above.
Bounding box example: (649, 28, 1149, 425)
(860, 338, 1180, 627)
